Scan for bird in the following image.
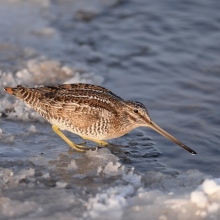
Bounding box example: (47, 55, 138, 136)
(4, 83, 196, 155)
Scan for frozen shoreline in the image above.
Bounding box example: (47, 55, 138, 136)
(1, 148, 220, 220)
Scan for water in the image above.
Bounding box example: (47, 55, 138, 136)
(0, 0, 220, 219)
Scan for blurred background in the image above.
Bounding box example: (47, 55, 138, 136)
(0, 0, 220, 219)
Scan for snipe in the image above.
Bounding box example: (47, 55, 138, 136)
(4, 84, 196, 155)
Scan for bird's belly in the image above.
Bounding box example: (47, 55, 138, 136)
(49, 117, 111, 140)
(42, 110, 134, 141)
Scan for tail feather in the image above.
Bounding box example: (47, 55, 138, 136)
(4, 87, 16, 95)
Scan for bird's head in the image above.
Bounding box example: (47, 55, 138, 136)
(125, 100, 196, 155)
(125, 101, 151, 126)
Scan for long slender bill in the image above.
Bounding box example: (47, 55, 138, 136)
(148, 121, 196, 155)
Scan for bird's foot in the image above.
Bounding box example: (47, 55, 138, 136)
(77, 141, 86, 146)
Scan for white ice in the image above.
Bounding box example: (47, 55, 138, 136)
(1, 148, 220, 220)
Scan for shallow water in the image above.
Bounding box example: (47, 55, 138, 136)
(0, 0, 220, 219)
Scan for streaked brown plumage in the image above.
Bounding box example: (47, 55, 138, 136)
(4, 83, 196, 155)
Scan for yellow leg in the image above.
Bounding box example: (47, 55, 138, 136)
(81, 136, 109, 147)
(52, 125, 91, 152)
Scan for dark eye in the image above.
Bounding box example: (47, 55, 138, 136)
(134, 109, 138, 113)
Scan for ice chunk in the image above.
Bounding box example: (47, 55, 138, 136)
(67, 160, 78, 171)
(28, 125, 39, 134)
(0, 168, 13, 187)
(122, 169, 142, 187)
(56, 181, 67, 188)
(19, 168, 35, 177)
(42, 173, 50, 178)
(121, 171, 220, 220)
(86, 185, 134, 219)
(190, 191, 208, 208)
(102, 162, 121, 177)
(86, 148, 119, 163)
(202, 179, 220, 195)
(13, 168, 35, 182)
(16, 58, 73, 86)
(29, 155, 48, 166)
(0, 71, 16, 89)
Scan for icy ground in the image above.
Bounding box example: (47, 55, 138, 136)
(1, 145, 220, 220)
